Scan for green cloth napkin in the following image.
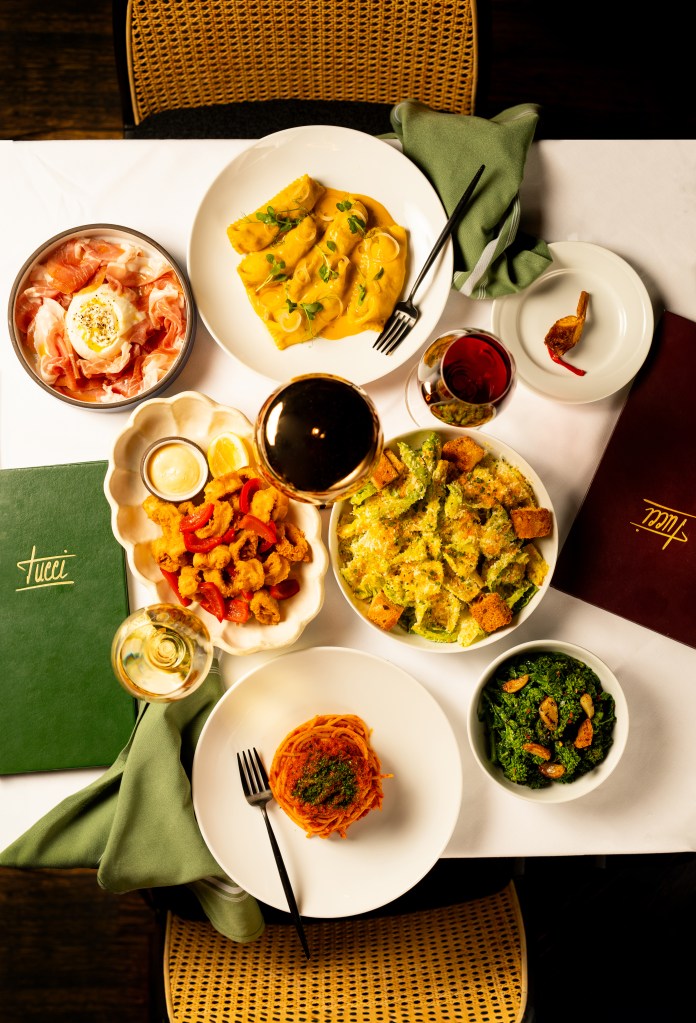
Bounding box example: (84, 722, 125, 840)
(0, 658, 264, 944)
(390, 101, 552, 298)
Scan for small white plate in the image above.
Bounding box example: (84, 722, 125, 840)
(491, 241, 654, 403)
(104, 390, 328, 656)
(187, 125, 453, 385)
(192, 646, 462, 918)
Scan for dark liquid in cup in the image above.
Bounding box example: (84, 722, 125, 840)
(260, 377, 378, 494)
(442, 334, 512, 404)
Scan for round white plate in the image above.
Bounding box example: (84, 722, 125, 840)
(491, 241, 654, 403)
(330, 427, 558, 652)
(192, 646, 462, 918)
(187, 125, 453, 385)
(104, 390, 328, 656)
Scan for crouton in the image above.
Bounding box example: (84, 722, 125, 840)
(367, 590, 404, 631)
(468, 592, 513, 633)
(442, 436, 486, 472)
(510, 507, 553, 539)
(370, 449, 405, 491)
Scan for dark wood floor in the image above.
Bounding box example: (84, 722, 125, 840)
(2, 854, 695, 1022)
(1, 1, 692, 140)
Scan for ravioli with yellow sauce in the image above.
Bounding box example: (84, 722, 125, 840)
(227, 175, 408, 350)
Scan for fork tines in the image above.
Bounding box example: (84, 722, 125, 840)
(237, 747, 269, 796)
(373, 311, 416, 355)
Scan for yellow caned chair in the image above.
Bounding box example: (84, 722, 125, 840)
(163, 880, 528, 1023)
(112, 0, 478, 137)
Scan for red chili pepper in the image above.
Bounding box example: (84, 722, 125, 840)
(239, 514, 277, 547)
(268, 578, 300, 600)
(160, 568, 192, 607)
(224, 597, 251, 623)
(179, 503, 215, 533)
(198, 580, 226, 622)
(183, 532, 224, 554)
(239, 477, 261, 514)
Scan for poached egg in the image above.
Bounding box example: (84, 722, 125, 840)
(64, 284, 144, 360)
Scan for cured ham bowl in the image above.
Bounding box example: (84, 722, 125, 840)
(8, 224, 196, 411)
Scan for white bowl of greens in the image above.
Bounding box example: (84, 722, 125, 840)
(468, 639, 629, 802)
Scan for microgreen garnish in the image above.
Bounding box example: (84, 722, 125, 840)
(373, 267, 385, 281)
(336, 200, 353, 212)
(254, 254, 288, 292)
(300, 301, 323, 322)
(255, 205, 299, 234)
(347, 214, 366, 235)
(326, 240, 337, 252)
(319, 263, 339, 283)
(357, 284, 367, 305)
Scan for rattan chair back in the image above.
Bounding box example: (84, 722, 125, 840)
(122, 0, 477, 129)
(163, 881, 527, 1023)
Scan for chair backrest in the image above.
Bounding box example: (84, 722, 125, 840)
(163, 881, 528, 1023)
(115, 0, 478, 134)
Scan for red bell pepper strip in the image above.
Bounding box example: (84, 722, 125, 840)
(238, 514, 277, 547)
(198, 580, 226, 622)
(268, 578, 300, 600)
(179, 503, 215, 533)
(239, 477, 261, 514)
(183, 532, 224, 554)
(224, 597, 251, 623)
(160, 568, 192, 606)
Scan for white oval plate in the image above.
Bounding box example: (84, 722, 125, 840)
(104, 390, 328, 656)
(330, 427, 558, 652)
(192, 646, 462, 918)
(491, 241, 654, 403)
(187, 125, 453, 385)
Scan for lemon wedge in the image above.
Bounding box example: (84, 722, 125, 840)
(207, 432, 251, 477)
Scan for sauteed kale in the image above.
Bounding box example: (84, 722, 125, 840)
(479, 651, 616, 788)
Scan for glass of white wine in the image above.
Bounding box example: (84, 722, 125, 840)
(111, 603, 213, 702)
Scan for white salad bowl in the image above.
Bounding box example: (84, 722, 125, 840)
(104, 390, 328, 655)
(329, 427, 558, 653)
(468, 639, 629, 803)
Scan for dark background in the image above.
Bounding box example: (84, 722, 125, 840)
(0, 0, 691, 139)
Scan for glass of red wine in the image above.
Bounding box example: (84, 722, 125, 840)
(253, 373, 383, 506)
(405, 328, 516, 429)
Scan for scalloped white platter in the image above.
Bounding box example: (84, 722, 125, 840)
(104, 390, 328, 655)
(187, 125, 453, 385)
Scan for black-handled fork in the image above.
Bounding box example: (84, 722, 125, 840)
(373, 162, 486, 355)
(237, 747, 310, 959)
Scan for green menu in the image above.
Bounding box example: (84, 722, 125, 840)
(0, 460, 136, 774)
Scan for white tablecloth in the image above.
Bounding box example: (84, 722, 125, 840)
(1, 138, 695, 858)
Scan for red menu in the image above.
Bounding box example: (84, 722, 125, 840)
(552, 310, 696, 649)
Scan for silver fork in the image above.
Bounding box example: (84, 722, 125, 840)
(237, 747, 310, 958)
(373, 163, 486, 355)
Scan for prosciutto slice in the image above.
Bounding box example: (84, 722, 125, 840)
(14, 235, 188, 404)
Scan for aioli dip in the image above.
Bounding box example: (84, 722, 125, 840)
(141, 438, 208, 501)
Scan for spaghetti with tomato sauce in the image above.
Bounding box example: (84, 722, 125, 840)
(269, 713, 391, 838)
